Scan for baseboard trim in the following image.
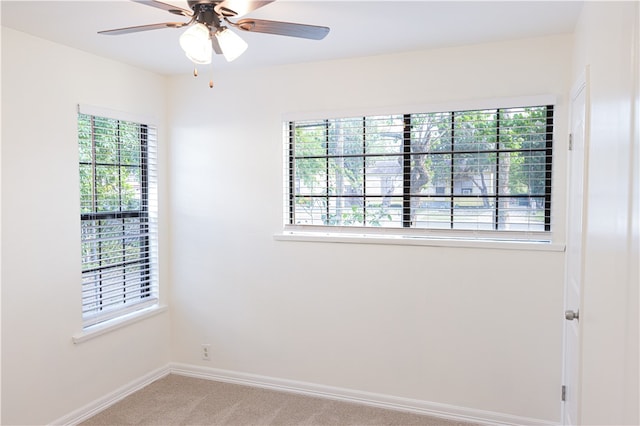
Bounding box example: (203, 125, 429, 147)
(50, 365, 171, 426)
(169, 362, 557, 426)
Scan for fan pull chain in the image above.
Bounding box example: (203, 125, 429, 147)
(192, 65, 214, 88)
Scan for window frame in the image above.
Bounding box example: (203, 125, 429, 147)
(77, 105, 159, 330)
(282, 96, 559, 245)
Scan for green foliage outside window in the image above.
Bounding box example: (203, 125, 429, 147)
(78, 114, 144, 214)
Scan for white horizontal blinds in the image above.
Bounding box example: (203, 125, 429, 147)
(289, 105, 553, 236)
(78, 112, 158, 328)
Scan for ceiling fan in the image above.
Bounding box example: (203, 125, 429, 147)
(99, 0, 330, 85)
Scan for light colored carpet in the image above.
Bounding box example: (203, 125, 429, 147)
(81, 374, 482, 425)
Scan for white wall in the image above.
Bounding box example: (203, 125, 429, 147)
(572, 2, 640, 425)
(1, 28, 172, 425)
(168, 35, 572, 422)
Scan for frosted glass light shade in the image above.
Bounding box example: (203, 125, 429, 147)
(215, 27, 248, 62)
(179, 23, 212, 64)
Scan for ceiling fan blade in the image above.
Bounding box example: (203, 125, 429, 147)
(215, 0, 274, 17)
(98, 22, 188, 35)
(131, 0, 193, 17)
(211, 36, 223, 55)
(234, 19, 330, 40)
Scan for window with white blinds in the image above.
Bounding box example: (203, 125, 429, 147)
(78, 108, 158, 328)
(287, 105, 553, 240)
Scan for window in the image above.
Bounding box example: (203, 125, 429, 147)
(78, 108, 158, 328)
(287, 105, 553, 240)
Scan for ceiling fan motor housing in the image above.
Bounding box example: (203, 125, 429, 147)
(188, 0, 237, 19)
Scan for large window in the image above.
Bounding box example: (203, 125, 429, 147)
(287, 105, 553, 239)
(78, 108, 158, 328)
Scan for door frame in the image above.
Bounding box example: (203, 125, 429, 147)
(561, 66, 591, 425)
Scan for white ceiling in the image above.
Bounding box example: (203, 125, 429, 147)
(1, 0, 584, 75)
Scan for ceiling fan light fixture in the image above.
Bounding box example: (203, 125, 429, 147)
(215, 27, 248, 62)
(179, 23, 213, 64)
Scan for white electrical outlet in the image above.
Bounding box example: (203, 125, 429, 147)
(201, 344, 211, 361)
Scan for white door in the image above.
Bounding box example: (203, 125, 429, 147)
(562, 69, 589, 426)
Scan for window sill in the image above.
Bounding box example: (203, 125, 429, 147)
(72, 304, 168, 344)
(274, 231, 565, 252)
